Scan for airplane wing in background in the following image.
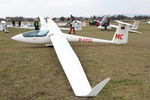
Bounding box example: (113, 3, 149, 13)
(110, 21, 143, 34)
(110, 24, 118, 29)
(60, 27, 70, 30)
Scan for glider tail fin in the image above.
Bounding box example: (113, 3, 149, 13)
(131, 21, 139, 30)
(112, 22, 130, 44)
(100, 16, 108, 26)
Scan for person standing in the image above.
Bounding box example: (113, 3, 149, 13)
(1, 20, 9, 33)
(104, 22, 107, 30)
(68, 18, 76, 35)
(18, 21, 21, 27)
(34, 18, 40, 30)
(12, 20, 15, 26)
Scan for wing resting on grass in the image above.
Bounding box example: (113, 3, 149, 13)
(50, 34, 110, 97)
(47, 18, 110, 97)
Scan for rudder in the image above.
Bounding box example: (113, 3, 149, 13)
(131, 21, 139, 30)
(112, 23, 130, 44)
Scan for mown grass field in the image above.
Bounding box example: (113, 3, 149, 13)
(0, 22, 150, 100)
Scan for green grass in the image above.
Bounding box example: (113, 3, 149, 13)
(0, 23, 150, 100)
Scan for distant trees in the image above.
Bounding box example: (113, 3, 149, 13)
(4, 17, 34, 22)
(110, 15, 150, 20)
(60, 16, 65, 21)
(0, 14, 150, 22)
(111, 15, 128, 20)
(133, 15, 150, 20)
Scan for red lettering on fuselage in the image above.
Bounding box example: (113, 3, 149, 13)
(115, 34, 123, 40)
(78, 38, 93, 43)
(33, 38, 37, 40)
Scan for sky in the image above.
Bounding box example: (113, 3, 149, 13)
(0, 0, 150, 18)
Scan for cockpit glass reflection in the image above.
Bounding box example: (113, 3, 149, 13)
(22, 30, 49, 37)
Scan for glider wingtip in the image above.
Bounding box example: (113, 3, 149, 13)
(75, 78, 111, 97)
(86, 78, 111, 97)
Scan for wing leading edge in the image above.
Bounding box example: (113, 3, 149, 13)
(50, 34, 110, 97)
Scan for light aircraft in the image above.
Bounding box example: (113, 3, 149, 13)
(7, 23, 34, 29)
(147, 20, 150, 24)
(98, 16, 143, 34)
(0, 24, 2, 30)
(130, 21, 139, 30)
(57, 22, 68, 26)
(11, 17, 130, 97)
(60, 20, 83, 31)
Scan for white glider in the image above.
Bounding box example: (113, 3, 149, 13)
(98, 16, 143, 34)
(60, 20, 83, 31)
(0, 24, 3, 30)
(147, 20, 150, 24)
(11, 17, 130, 97)
(131, 21, 139, 30)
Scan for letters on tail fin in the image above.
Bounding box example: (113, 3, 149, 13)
(112, 23, 130, 44)
(131, 21, 139, 30)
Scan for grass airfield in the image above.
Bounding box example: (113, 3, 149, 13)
(0, 22, 150, 100)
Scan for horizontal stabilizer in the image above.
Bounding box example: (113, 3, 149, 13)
(115, 20, 132, 26)
(129, 29, 143, 34)
(60, 27, 70, 30)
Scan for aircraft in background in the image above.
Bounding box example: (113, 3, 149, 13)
(97, 16, 143, 34)
(11, 17, 130, 97)
(8, 20, 83, 31)
(147, 19, 150, 24)
(0, 21, 9, 32)
(0, 24, 2, 30)
(7, 23, 34, 29)
(57, 22, 68, 26)
(59, 20, 83, 31)
(130, 21, 139, 30)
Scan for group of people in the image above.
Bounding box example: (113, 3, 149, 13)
(0, 16, 78, 34)
(12, 20, 22, 27)
(0, 20, 23, 33)
(11, 18, 41, 30)
(33, 17, 78, 34)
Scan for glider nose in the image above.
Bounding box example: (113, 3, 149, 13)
(11, 34, 23, 41)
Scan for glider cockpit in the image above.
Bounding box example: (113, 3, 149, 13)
(11, 30, 51, 44)
(22, 30, 49, 37)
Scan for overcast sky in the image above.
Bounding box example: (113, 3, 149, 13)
(0, 0, 150, 18)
